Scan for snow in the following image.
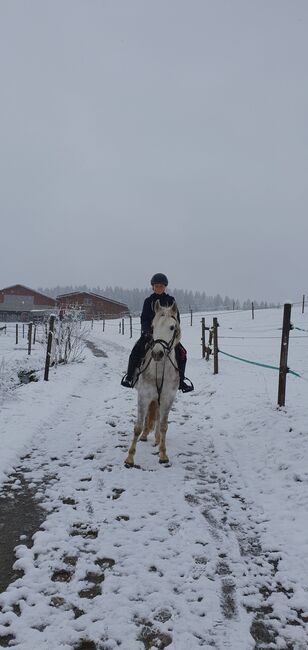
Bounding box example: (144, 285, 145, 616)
(0, 306, 308, 649)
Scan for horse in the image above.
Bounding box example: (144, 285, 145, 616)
(125, 300, 181, 466)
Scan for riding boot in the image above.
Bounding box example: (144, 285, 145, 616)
(121, 356, 137, 387)
(178, 360, 194, 392)
(121, 334, 148, 388)
(175, 344, 194, 393)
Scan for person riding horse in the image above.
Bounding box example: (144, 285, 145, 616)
(121, 273, 194, 393)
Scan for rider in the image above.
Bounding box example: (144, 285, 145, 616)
(121, 273, 194, 392)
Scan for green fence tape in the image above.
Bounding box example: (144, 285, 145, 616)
(219, 349, 301, 377)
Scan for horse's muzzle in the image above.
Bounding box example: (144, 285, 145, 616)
(152, 347, 164, 361)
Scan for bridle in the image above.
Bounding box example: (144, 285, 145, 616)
(149, 315, 180, 403)
(134, 314, 180, 401)
(150, 316, 179, 356)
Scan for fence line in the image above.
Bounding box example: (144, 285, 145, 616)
(203, 304, 306, 407)
(2, 305, 308, 403)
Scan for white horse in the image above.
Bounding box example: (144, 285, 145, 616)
(125, 300, 181, 466)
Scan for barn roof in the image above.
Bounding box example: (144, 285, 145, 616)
(0, 284, 56, 303)
(56, 290, 128, 309)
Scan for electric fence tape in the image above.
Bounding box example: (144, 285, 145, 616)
(219, 349, 301, 377)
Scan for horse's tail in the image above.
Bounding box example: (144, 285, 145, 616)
(146, 400, 158, 432)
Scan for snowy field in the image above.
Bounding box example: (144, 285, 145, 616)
(0, 306, 308, 650)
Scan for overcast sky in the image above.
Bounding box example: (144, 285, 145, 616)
(0, 0, 307, 303)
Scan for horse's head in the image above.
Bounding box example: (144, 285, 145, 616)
(151, 301, 181, 361)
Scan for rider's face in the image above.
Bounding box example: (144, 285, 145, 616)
(152, 283, 166, 295)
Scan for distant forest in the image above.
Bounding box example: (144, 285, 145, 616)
(38, 285, 278, 315)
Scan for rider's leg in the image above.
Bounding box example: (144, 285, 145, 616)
(175, 343, 194, 393)
(121, 335, 148, 387)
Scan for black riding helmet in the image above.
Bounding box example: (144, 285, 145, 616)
(151, 273, 168, 286)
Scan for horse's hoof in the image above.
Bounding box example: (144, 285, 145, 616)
(159, 458, 170, 464)
(124, 461, 134, 468)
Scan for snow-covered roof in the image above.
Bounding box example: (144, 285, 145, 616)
(56, 290, 128, 309)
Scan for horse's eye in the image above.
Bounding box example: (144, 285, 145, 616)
(170, 325, 175, 331)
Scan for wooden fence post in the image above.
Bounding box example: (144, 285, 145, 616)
(213, 317, 219, 374)
(22, 324, 25, 338)
(64, 328, 71, 362)
(302, 294, 305, 314)
(28, 322, 33, 355)
(16, 324, 18, 345)
(33, 324, 36, 345)
(252, 301, 254, 320)
(201, 318, 206, 358)
(130, 315, 132, 338)
(103, 318, 105, 332)
(44, 315, 56, 381)
(190, 308, 193, 326)
(119, 321, 121, 334)
(122, 318, 124, 335)
(277, 303, 292, 407)
(206, 328, 213, 361)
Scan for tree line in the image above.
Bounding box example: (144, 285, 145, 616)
(38, 285, 278, 315)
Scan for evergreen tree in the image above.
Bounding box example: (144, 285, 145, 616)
(37, 285, 278, 313)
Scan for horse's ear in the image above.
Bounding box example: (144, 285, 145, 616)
(154, 299, 161, 314)
(171, 301, 178, 316)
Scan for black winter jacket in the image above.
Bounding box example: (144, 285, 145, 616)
(141, 293, 180, 333)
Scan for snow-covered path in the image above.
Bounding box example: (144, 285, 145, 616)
(0, 311, 308, 649)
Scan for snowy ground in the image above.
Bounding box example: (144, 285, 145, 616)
(0, 306, 308, 650)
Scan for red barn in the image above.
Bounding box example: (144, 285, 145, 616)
(0, 284, 56, 321)
(56, 291, 129, 320)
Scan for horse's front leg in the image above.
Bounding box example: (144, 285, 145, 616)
(125, 398, 146, 466)
(158, 415, 169, 464)
(140, 410, 151, 441)
(154, 416, 161, 447)
(157, 394, 176, 463)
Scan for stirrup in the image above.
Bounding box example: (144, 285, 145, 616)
(121, 374, 134, 388)
(179, 377, 194, 393)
